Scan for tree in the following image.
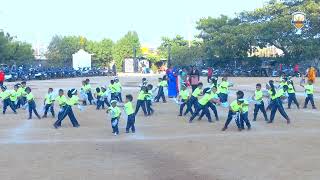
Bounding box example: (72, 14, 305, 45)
(112, 31, 141, 70)
(85, 39, 114, 66)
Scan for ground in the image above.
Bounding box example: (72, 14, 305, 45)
(0, 75, 319, 180)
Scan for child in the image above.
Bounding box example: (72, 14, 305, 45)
(177, 84, 190, 116)
(53, 89, 80, 128)
(114, 77, 123, 102)
(145, 84, 154, 116)
(94, 87, 104, 110)
(107, 100, 121, 136)
(80, 81, 88, 105)
(189, 88, 213, 123)
(18, 81, 27, 106)
(10, 85, 20, 110)
(184, 82, 203, 115)
(134, 86, 148, 116)
(287, 80, 300, 109)
(25, 87, 41, 119)
(218, 76, 233, 103)
(300, 80, 316, 109)
(108, 80, 118, 101)
(139, 78, 148, 88)
(222, 91, 244, 131)
(267, 81, 290, 124)
(43, 88, 55, 118)
(154, 76, 167, 103)
(84, 79, 93, 105)
(101, 87, 110, 107)
(205, 86, 220, 121)
(0, 86, 17, 114)
(240, 95, 251, 130)
(54, 89, 67, 127)
(252, 83, 268, 121)
(124, 94, 136, 133)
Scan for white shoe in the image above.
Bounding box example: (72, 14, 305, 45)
(114, 133, 118, 136)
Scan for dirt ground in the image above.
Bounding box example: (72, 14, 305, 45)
(0, 75, 319, 180)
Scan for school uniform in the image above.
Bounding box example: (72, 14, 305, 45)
(18, 86, 27, 107)
(145, 90, 154, 115)
(185, 87, 201, 115)
(134, 90, 147, 116)
(154, 80, 167, 102)
(1, 90, 17, 114)
(43, 93, 55, 117)
(253, 90, 268, 121)
(114, 82, 122, 102)
(190, 93, 212, 123)
(205, 92, 219, 121)
(124, 101, 136, 133)
(84, 84, 93, 105)
(223, 100, 242, 130)
(108, 106, 121, 135)
(269, 89, 290, 123)
(102, 91, 111, 107)
(54, 95, 80, 128)
(218, 81, 230, 103)
(26, 93, 41, 119)
(108, 84, 118, 101)
(54, 95, 67, 127)
(96, 91, 105, 110)
(178, 89, 189, 116)
(240, 100, 251, 129)
(10, 90, 20, 110)
(303, 84, 316, 109)
(287, 84, 299, 109)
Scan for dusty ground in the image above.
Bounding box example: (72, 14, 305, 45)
(0, 75, 319, 180)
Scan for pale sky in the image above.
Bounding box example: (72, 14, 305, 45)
(0, 0, 265, 48)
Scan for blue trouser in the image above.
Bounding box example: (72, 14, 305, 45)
(56, 106, 66, 126)
(135, 100, 147, 116)
(146, 100, 154, 115)
(240, 112, 251, 129)
(270, 98, 289, 122)
(304, 94, 315, 108)
(126, 114, 136, 132)
(190, 103, 212, 122)
(43, 104, 55, 117)
(104, 98, 110, 107)
(3, 99, 16, 114)
(207, 102, 219, 120)
(219, 93, 228, 103)
(111, 117, 119, 134)
(185, 96, 198, 115)
(253, 101, 268, 121)
(96, 96, 104, 110)
(179, 99, 188, 115)
(155, 86, 166, 102)
(20, 97, 27, 106)
(87, 91, 93, 105)
(54, 105, 80, 127)
(118, 92, 122, 102)
(224, 110, 241, 129)
(288, 93, 299, 108)
(28, 101, 40, 119)
(111, 93, 118, 101)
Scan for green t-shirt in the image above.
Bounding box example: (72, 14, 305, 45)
(84, 84, 92, 92)
(287, 84, 295, 94)
(124, 102, 134, 115)
(230, 100, 241, 112)
(199, 93, 212, 106)
(18, 87, 27, 97)
(145, 90, 153, 100)
(0, 90, 11, 100)
(67, 95, 79, 106)
(137, 90, 146, 100)
(305, 84, 314, 95)
(179, 89, 189, 100)
(268, 89, 277, 100)
(158, 80, 167, 87)
(109, 106, 121, 118)
(10, 90, 20, 102)
(114, 82, 122, 92)
(192, 88, 201, 98)
(254, 90, 263, 101)
(276, 89, 285, 98)
(218, 81, 229, 94)
(109, 84, 117, 93)
(241, 100, 249, 113)
(55, 95, 67, 107)
(45, 93, 54, 104)
(26, 93, 34, 102)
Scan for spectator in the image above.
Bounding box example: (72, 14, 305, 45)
(0, 70, 4, 86)
(207, 67, 213, 83)
(189, 66, 200, 92)
(294, 64, 299, 77)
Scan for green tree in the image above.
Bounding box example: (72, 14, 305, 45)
(85, 39, 114, 66)
(112, 31, 141, 70)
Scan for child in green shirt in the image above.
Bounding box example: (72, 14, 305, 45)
(25, 87, 41, 120)
(107, 100, 121, 136)
(124, 94, 136, 133)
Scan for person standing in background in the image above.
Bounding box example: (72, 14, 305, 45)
(189, 66, 200, 92)
(207, 67, 213, 83)
(0, 70, 4, 86)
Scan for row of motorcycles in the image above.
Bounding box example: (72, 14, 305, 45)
(3, 67, 115, 82)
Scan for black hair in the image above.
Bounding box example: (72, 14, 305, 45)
(288, 80, 296, 91)
(126, 94, 133, 102)
(147, 84, 153, 90)
(142, 78, 146, 81)
(283, 85, 288, 91)
(21, 81, 26, 85)
(25, 87, 31, 92)
(162, 75, 167, 80)
(269, 80, 276, 96)
(110, 80, 114, 84)
(198, 82, 203, 87)
(67, 90, 72, 98)
(96, 87, 101, 93)
(58, 89, 64, 93)
(236, 90, 244, 99)
(48, 88, 53, 91)
(256, 83, 261, 87)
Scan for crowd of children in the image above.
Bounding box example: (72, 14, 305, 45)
(0, 73, 317, 135)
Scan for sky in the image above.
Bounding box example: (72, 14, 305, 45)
(0, 0, 266, 48)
